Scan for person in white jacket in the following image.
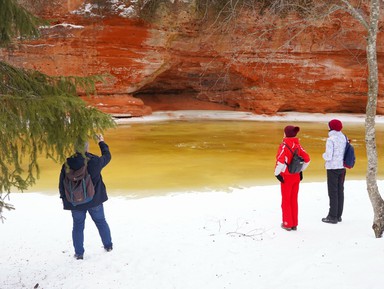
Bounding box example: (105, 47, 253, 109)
(322, 119, 347, 224)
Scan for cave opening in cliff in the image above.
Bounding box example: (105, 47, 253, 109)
(132, 64, 251, 112)
(134, 91, 234, 112)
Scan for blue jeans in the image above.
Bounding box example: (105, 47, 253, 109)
(71, 204, 112, 255)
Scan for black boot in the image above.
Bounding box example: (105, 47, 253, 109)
(281, 223, 292, 231)
(74, 254, 83, 260)
(322, 216, 338, 224)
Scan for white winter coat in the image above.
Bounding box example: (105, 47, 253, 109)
(322, 130, 347, 170)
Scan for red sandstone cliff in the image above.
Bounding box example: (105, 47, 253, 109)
(1, 0, 383, 116)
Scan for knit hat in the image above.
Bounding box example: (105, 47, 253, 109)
(75, 140, 89, 153)
(284, 125, 300, 137)
(328, 119, 343, 131)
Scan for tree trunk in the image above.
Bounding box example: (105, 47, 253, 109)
(364, 0, 384, 238)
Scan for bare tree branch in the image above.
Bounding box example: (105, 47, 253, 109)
(341, 0, 370, 29)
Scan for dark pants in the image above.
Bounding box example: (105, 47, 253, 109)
(326, 169, 346, 219)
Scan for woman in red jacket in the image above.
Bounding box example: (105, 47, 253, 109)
(274, 126, 310, 231)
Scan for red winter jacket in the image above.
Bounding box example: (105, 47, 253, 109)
(274, 137, 310, 176)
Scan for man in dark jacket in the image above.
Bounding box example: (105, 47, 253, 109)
(59, 134, 113, 260)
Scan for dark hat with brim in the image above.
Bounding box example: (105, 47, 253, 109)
(284, 126, 300, 137)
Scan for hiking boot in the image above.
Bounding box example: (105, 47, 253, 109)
(105, 246, 113, 252)
(338, 217, 342, 222)
(322, 216, 338, 224)
(74, 254, 83, 260)
(281, 223, 292, 231)
(291, 226, 297, 231)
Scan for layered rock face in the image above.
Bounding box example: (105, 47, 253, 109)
(2, 0, 384, 116)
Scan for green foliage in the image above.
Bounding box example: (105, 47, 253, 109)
(0, 0, 43, 45)
(0, 0, 115, 220)
(0, 61, 115, 194)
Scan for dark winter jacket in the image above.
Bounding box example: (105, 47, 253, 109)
(59, 141, 111, 210)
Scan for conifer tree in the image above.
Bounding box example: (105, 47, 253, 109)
(0, 0, 115, 220)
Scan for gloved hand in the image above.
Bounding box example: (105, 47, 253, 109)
(96, 134, 104, 143)
(300, 171, 303, 181)
(276, 174, 284, 183)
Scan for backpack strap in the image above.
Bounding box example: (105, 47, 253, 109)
(344, 134, 349, 145)
(283, 142, 294, 154)
(282, 142, 296, 165)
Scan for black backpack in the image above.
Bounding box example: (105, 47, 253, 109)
(64, 163, 95, 206)
(283, 143, 304, 174)
(343, 135, 356, 169)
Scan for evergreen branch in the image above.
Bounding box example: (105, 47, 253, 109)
(0, 1, 114, 220)
(0, 61, 116, 195)
(0, 0, 43, 46)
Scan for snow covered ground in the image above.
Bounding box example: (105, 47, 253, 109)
(1, 181, 383, 289)
(114, 110, 384, 124)
(1, 112, 384, 289)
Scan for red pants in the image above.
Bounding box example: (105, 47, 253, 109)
(280, 174, 300, 228)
